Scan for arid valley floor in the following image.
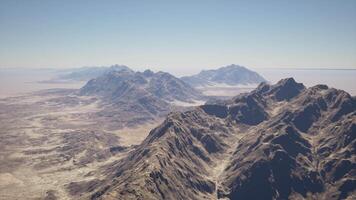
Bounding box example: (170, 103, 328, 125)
(0, 89, 161, 199)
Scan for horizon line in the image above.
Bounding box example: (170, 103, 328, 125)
(1, 66, 356, 71)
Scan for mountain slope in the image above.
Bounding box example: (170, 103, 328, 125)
(181, 64, 266, 87)
(73, 78, 355, 200)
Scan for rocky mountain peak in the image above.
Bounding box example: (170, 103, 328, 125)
(255, 77, 306, 101)
(142, 69, 155, 77)
(108, 64, 131, 72)
(219, 64, 246, 71)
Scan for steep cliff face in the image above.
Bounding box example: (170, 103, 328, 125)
(73, 78, 355, 200)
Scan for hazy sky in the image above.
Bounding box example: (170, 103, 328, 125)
(1, 0, 355, 75)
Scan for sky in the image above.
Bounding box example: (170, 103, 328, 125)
(0, 0, 356, 75)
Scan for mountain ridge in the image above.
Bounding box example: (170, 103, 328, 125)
(73, 78, 356, 200)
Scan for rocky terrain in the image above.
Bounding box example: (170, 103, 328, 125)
(0, 69, 206, 200)
(181, 64, 266, 87)
(0, 89, 162, 200)
(1, 76, 354, 200)
(74, 78, 356, 200)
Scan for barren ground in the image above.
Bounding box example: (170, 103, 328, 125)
(0, 89, 161, 200)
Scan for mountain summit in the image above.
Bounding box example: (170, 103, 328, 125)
(181, 64, 266, 87)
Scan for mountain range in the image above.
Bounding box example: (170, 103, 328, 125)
(181, 64, 266, 87)
(71, 78, 355, 200)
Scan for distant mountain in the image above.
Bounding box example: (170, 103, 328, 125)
(181, 64, 266, 87)
(80, 69, 202, 102)
(56, 64, 132, 82)
(79, 69, 205, 127)
(74, 78, 356, 200)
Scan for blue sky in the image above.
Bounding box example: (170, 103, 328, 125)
(0, 0, 355, 75)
